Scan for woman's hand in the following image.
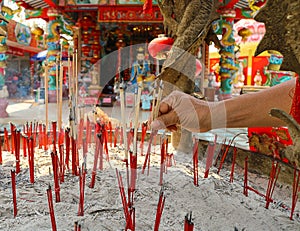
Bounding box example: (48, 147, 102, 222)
(151, 91, 211, 132)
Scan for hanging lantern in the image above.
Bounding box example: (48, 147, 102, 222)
(82, 34, 90, 44)
(195, 59, 202, 77)
(148, 34, 174, 60)
(81, 45, 91, 56)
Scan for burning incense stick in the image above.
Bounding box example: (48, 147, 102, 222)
(47, 185, 57, 231)
(11, 170, 17, 217)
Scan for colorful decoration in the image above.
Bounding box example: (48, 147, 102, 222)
(15, 23, 31, 46)
(98, 6, 163, 22)
(213, 18, 238, 97)
(45, 10, 73, 90)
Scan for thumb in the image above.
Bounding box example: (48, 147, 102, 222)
(151, 110, 179, 130)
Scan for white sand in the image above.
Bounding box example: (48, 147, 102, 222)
(0, 142, 299, 231)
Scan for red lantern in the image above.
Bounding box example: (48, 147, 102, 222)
(195, 59, 202, 77)
(81, 46, 91, 56)
(148, 35, 174, 60)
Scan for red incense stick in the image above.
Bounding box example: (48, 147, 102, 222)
(47, 185, 57, 231)
(15, 130, 21, 174)
(27, 137, 35, 184)
(193, 140, 199, 186)
(108, 121, 112, 147)
(184, 212, 194, 231)
(11, 170, 18, 217)
(116, 169, 133, 230)
(10, 123, 15, 154)
(154, 188, 166, 231)
(65, 128, 70, 170)
(4, 127, 10, 152)
(129, 151, 137, 205)
(59, 144, 65, 183)
(290, 168, 299, 220)
(22, 135, 27, 157)
(114, 127, 119, 147)
(159, 137, 166, 186)
(142, 131, 156, 175)
(98, 133, 104, 171)
(0, 135, 2, 165)
(265, 161, 280, 209)
(78, 164, 86, 216)
(51, 121, 57, 153)
(230, 146, 237, 183)
(139, 122, 147, 156)
(243, 157, 249, 196)
(90, 134, 101, 188)
(204, 135, 217, 178)
(217, 139, 232, 174)
(51, 152, 60, 202)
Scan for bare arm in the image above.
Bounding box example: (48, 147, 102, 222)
(151, 78, 296, 132)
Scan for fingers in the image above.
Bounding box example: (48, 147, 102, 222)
(151, 110, 179, 130)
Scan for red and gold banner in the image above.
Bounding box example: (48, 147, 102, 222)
(97, 6, 163, 22)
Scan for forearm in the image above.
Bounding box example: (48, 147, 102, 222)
(209, 78, 296, 130)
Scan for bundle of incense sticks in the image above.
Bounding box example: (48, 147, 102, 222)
(116, 169, 133, 230)
(265, 161, 280, 209)
(51, 152, 60, 202)
(78, 163, 86, 216)
(11, 170, 17, 217)
(47, 185, 57, 231)
(184, 212, 194, 231)
(154, 188, 166, 231)
(192, 139, 198, 186)
(217, 139, 233, 174)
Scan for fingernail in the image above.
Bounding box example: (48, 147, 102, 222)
(151, 120, 165, 130)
